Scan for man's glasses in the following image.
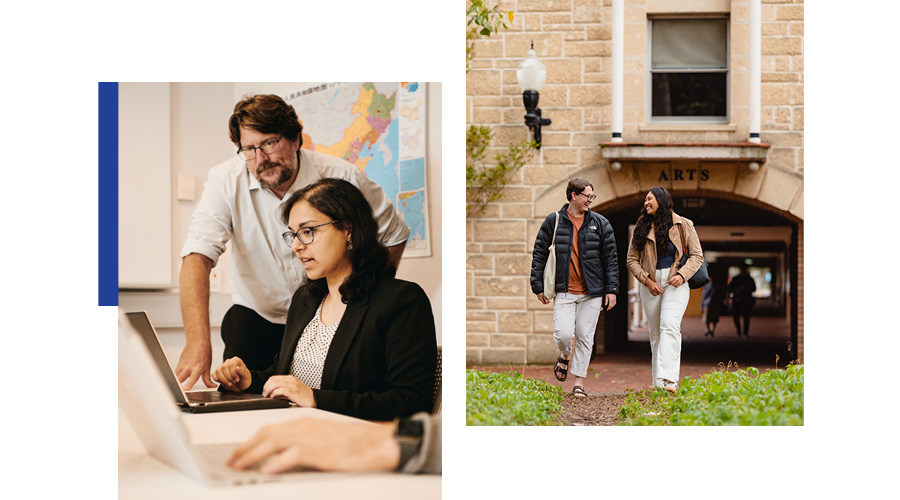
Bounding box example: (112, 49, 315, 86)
(577, 192, 596, 202)
(237, 133, 285, 161)
(282, 220, 340, 248)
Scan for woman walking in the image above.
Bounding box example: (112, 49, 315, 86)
(626, 187, 704, 393)
(531, 178, 619, 399)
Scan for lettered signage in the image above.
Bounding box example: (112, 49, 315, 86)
(658, 168, 710, 182)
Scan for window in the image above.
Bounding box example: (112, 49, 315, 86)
(649, 18, 728, 122)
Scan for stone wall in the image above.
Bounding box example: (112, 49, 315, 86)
(466, 0, 804, 365)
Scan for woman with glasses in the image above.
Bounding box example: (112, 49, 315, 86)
(625, 187, 704, 393)
(530, 178, 619, 399)
(176, 94, 409, 394)
(212, 178, 436, 420)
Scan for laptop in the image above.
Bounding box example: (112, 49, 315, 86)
(124, 311, 290, 413)
(119, 310, 307, 485)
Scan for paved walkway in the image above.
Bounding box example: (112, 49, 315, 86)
(469, 316, 794, 395)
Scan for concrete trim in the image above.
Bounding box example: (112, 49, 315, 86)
(600, 142, 770, 162)
(534, 161, 803, 223)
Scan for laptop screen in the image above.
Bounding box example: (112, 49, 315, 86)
(125, 311, 191, 404)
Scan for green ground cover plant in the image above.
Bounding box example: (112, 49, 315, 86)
(619, 362, 804, 426)
(466, 369, 564, 425)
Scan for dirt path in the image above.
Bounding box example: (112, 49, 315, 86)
(555, 392, 628, 426)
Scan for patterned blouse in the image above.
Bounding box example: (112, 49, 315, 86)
(290, 299, 341, 389)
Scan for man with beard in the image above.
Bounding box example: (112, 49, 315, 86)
(175, 94, 410, 391)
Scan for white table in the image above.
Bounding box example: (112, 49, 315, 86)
(119, 406, 440, 499)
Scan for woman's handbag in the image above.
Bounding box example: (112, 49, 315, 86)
(677, 224, 709, 289)
(543, 212, 560, 300)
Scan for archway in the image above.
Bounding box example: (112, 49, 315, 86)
(592, 190, 801, 366)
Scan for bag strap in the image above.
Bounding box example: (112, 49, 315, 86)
(550, 212, 559, 244)
(677, 223, 687, 256)
(677, 224, 693, 275)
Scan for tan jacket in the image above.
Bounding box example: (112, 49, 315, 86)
(626, 213, 703, 286)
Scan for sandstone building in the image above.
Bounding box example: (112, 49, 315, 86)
(466, 0, 803, 365)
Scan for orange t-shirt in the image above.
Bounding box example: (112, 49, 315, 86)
(568, 214, 588, 295)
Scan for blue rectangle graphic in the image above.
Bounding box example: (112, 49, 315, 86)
(98, 82, 118, 306)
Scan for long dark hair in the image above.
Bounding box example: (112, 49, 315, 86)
(281, 178, 393, 303)
(631, 186, 674, 256)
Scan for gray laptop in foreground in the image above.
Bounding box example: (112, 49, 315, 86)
(119, 310, 310, 485)
(124, 311, 290, 413)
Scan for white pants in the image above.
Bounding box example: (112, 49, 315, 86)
(553, 293, 603, 378)
(639, 268, 690, 388)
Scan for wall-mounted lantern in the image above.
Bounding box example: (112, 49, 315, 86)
(516, 42, 551, 149)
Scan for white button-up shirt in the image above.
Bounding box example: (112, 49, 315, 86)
(180, 149, 411, 324)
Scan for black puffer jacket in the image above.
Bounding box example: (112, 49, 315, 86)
(530, 204, 619, 298)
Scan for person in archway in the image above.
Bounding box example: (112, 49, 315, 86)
(626, 187, 704, 393)
(701, 274, 723, 337)
(530, 178, 619, 399)
(726, 263, 756, 338)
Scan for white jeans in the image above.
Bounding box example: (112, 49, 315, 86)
(639, 268, 690, 388)
(553, 293, 603, 378)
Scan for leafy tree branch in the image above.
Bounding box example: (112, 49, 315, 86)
(466, 0, 513, 73)
(466, 2, 536, 217)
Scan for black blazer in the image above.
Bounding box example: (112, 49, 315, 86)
(247, 276, 437, 421)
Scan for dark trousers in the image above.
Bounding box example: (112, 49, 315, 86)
(220, 304, 286, 372)
(732, 303, 753, 337)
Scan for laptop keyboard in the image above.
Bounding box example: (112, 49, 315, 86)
(194, 442, 237, 463)
(187, 390, 271, 403)
(194, 443, 282, 485)
(186, 391, 225, 403)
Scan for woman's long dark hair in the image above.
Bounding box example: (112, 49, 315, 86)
(281, 178, 394, 304)
(631, 186, 674, 256)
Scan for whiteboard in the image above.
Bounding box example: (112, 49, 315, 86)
(118, 83, 172, 288)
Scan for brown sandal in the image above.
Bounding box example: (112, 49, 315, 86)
(573, 385, 587, 398)
(554, 355, 569, 381)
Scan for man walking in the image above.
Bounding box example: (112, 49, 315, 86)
(726, 263, 756, 338)
(530, 178, 618, 398)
